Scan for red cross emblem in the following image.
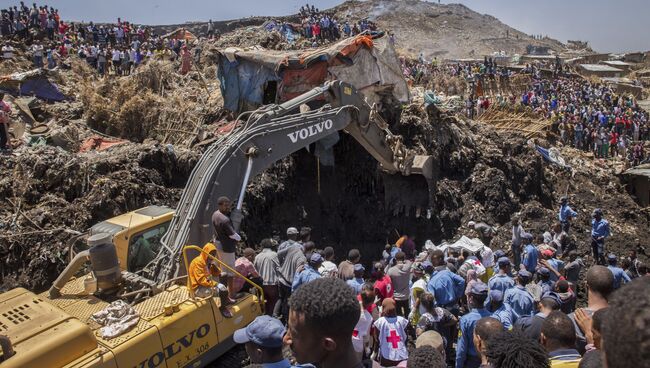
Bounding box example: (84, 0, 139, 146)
(386, 329, 401, 348)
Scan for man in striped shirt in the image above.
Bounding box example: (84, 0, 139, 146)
(254, 238, 280, 316)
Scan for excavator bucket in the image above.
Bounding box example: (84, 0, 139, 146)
(381, 154, 436, 219)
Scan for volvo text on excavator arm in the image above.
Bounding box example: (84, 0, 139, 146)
(144, 81, 434, 284)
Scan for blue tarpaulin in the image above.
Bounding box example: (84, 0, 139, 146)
(19, 78, 67, 102)
(218, 55, 280, 112)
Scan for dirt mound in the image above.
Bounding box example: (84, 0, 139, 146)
(79, 61, 224, 146)
(333, 0, 567, 59)
(0, 143, 199, 291)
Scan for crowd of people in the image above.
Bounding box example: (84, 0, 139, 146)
(187, 195, 648, 368)
(521, 78, 649, 165)
(0, 2, 198, 76)
(266, 3, 380, 47)
(403, 53, 650, 167)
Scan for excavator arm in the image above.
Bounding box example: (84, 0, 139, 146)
(144, 81, 432, 284)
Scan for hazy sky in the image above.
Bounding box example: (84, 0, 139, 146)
(2, 0, 647, 53)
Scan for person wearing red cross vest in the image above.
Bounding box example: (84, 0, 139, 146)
(372, 298, 408, 366)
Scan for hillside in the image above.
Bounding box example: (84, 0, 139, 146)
(333, 0, 567, 59)
(151, 0, 568, 59)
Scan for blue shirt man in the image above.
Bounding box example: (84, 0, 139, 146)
(591, 217, 610, 239)
(607, 254, 631, 289)
(522, 243, 538, 274)
(504, 271, 535, 321)
(487, 290, 514, 330)
(456, 283, 492, 368)
(558, 201, 578, 223)
(537, 268, 554, 294)
(489, 257, 515, 293)
(427, 265, 466, 307)
(546, 256, 565, 282)
(291, 254, 323, 292)
(346, 264, 365, 294)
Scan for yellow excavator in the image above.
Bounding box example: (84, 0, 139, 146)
(0, 81, 434, 367)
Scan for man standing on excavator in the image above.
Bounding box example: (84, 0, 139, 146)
(212, 196, 242, 303)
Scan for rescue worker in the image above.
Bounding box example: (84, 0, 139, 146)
(456, 283, 491, 368)
(467, 221, 496, 246)
(504, 270, 535, 321)
(590, 209, 610, 265)
(558, 196, 577, 233)
(606, 253, 631, 289)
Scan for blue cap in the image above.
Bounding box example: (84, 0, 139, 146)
(497, 257, 510, 267)
(494, 250, 506, 259)
(518, 270, 532, 280)
(469, 283, 488, 296)
(607, 253, 617, 262)
(489, 289, 504, 302)
(354, 263, 365, 272)
(310, 252, 324, 264)
(522, 233, 534, 240)
(538, 267, 550, 276)
(541, 291, 562, 306)
(233, 315, 285, 348)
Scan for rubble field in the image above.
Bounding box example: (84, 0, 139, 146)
(0, 8, 648, 293)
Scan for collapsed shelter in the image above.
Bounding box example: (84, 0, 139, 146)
(216, 33, 409, 113)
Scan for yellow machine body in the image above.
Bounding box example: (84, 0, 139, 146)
(0, 207, 263, 368)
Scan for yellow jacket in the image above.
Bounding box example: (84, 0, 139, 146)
(189, 243, 220, 290)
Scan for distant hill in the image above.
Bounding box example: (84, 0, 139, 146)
(151, 0, 570, 59)
(332, 0, 567, 59)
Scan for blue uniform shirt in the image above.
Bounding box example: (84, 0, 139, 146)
(489, 303, 514, 330)
(291, 265, 321, 292)
(547, 258, 565, 282)
(456, 308, 492, 368)
(538, 279, 554, 295)
(504, 285, 535, 321)
(426, 267, 465, 307)
(558, 204, 577, 222)
(591, 219, 610, 239)
(522, 244, 538, 274)
(607, 265, 631, 289)
(346, 277, 364, 294)
(488, 273, 515, 293)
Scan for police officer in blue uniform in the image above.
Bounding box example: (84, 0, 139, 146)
(504, 270, 535, 322)
(456, 283, 491, 368)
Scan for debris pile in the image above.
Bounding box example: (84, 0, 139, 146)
(79, 60, 223, 146)
(0, 143, 199, 290)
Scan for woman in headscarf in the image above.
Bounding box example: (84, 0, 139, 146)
(179, 44, 192, 75)
(464, 269, 479, 298)
(372, 298, 409, 367)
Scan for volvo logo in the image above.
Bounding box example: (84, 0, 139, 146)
(135, 323, 210, 368)
(287, 119, 334, 143)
